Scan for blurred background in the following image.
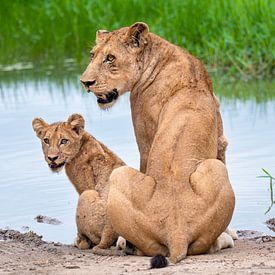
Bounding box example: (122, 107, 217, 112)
(1, 0, 274, 78)
(0, 0, 274, 243)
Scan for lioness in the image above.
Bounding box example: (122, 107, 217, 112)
(32, 114, 125, 252)
(80, 22, 235, 264)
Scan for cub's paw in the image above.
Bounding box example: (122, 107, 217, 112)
(74, 234, 91, 250)
(209, 232, 234, 253)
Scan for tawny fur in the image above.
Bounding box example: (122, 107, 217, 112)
(32, 114, 125, 252)
(81, 22, 235, 263)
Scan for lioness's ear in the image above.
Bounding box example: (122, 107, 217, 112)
(96, 29, 110, 44)
(126, 22, 149, 48)
(32, 118, 48, 139)
(67, 113, 85, 135)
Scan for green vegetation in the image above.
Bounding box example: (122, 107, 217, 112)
(1, 0, 274, 79)
(258, 169, 275, 214)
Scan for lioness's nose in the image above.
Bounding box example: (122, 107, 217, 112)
(48, 156, 58, 162)
(81, 79, 96, 88)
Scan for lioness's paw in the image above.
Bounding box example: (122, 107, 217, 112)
(225, 228, 238, 240)
(209, 232, 234, 253)
(116, 236, 126, 250)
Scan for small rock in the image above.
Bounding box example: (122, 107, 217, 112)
(65, 265, 80, 269)
(34, 215, 62, 225)
(266, 218, 275, 232)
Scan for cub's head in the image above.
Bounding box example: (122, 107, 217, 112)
(32, 114, 85, 172)
(80, 22, 149, 109)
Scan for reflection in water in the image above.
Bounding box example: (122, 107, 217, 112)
(0, 71, 274, 243)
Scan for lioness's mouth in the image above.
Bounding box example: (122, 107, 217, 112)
(96, 89, 119, 105)
(49, 162, 65, 172)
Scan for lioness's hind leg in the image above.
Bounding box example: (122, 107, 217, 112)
(107, 166, 168, 257)
(189, 159, 235, 255)
(109, 166, 157, 209)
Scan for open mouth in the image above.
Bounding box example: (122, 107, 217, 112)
(49, 162, 65, 172)
(96, 89, 119, 105)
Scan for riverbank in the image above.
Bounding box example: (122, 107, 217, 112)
(1, 229, 274, 274)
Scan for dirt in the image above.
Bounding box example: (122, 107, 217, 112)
(0, 229, 274, 274)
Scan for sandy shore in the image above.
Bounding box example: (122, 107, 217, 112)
(0, 229, 274, 274)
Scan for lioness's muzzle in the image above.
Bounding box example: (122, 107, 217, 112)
(97, 89, 118, 104)
(49, 162, 65, 169)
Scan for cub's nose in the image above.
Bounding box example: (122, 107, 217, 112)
(48, 156, 58, 162)
(81, 79, 96, 89)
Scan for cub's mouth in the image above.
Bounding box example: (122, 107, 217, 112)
(93, 89, 119, 109)
(49, 162, 66, 172)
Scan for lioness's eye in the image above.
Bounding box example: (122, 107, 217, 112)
(60, 139, 68, 145)
(105, 54, 115, 63)
(43, 138, 49, 144)
(90, 52, 94, 60)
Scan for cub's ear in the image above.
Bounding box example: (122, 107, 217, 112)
(67, 113, 85, 135)
(126, 22, 149, 48)
(96, 29, 110, 44)
(32, 118, 48, 138)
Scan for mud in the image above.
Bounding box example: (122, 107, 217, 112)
(0, 229, 274, 274)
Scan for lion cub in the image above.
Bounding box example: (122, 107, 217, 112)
(32, 113, 125, 251)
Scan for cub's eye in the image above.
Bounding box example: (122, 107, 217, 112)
(90, 52, 94, 60)
(105, 54, 115, 63)
(43, 138, 49, 144)
(60, 139, 68, 145)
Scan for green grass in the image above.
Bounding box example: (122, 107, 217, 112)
(0, 0, 274, 79)
(258, 169, 275, 214)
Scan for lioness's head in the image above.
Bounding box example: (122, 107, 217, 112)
(32, 114, 85, 172)
(80, 22, 149, 109)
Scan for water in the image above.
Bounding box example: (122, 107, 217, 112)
(0, 72, 274, 244)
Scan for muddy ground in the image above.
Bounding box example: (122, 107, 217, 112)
(0, 229, 274, 274)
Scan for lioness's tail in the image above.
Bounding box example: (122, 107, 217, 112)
(123, 240, 168, 269)
(150, 255, 168, 269)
